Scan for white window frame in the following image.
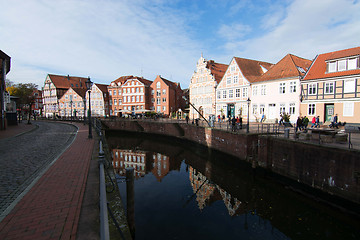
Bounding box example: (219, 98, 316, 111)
(289, 81, 296, 93)
(260, 85, 266, 96)
(289, 103, 295, 115)
(242, 88, 248, 98)
(252, 86, 258, 96)
(338, 59, 347, 71)
(344, 79, 355, 93)
(279, 83, 286, 94)
(223, 90, 227, 99)
(308, 103, 315, 115)
(348, 58, 357, 70)
(228, 89, 233, 98)
(328, 61, 337, 73)
(226, 77, 231, 85)
(343, 102, 354, 117)
(235, 88, 240, 98)
(324, 82, 334, 94)
(233, 75, 238, 83)
(308, 83, 317, 95)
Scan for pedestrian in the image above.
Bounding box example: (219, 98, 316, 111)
(296, 116, 302, 132)
(302, 116, 309, 130)
(279, 113, 284, 126)
(185, 115, 189, 124)
(236, 116, 240, 130)
(331, 114, 339, 129)
(260, 114, 265, 123)
(310, 116, 316, 128)
(218, 115, 221, 122)
(222, 114, 225, 122)
(315, 116, 320, 128)
(231, 116, 236, 132)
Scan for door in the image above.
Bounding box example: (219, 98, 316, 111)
(325, 104, 334, 122)
(268, 104, 276, 120)
(227, 104, 235, 118)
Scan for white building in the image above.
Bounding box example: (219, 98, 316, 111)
(251, 54, 312, 123)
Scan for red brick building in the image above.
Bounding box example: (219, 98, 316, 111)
(31, 89, 43, 116)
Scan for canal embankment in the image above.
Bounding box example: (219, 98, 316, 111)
(101, 119, 360, 216)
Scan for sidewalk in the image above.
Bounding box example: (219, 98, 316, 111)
(0, 122, 37, 139)
(0, 123, 95, 240)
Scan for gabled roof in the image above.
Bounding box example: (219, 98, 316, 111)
(256, 54, 312, 82)
(94, 83, 108, 93)
(234, 57, 274, 82)
(206, 60, 228, 84)
(154, 75, 181, 90)
(303, 46, 360, 81)
(72, 88, 87, 98)
(109, 75, 135, 86)
(48, 74, 87, 89)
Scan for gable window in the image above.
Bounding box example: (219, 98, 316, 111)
(252, 86, 258, 96)
(348, 58, 358, 70)
(279, 83, 286, 94)
(324, 82, 334, 94)
(338, 60, 347, 71)
(233, 76, 238, 83)
(235, 88, 240, 98)
(157, 82, 161, 88)
(230, 65, 235, 72)
(226, 77, 231, 85)
(261, 85, 266, 95)
(343, 102, 354, 116)
(308, 104, 315, 115)
(308, 83, 317, 95)
(290, 81, 296, 93)
(344, 79, 355, 93)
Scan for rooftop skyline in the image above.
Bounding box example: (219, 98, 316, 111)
(1, 0, 359, 89)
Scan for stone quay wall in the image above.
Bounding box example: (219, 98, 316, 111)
(102, 119, 360, 208)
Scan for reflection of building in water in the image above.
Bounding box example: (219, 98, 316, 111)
(189, 166, 244, 216)
(151, 153, 170, 182)
(112, 149, 148, 179)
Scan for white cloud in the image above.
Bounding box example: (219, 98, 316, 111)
(218, 23, 252, 41)
(218, 0, 360, 63)
(1, 0, 200, 88)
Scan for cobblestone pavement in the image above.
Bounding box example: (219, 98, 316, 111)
(0, 121, 77, 216)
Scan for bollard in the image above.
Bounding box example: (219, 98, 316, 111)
(126, 167, 135, 239)
(284, 128, 290, 139)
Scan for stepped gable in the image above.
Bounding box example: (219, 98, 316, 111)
(303, 46, 360, 81)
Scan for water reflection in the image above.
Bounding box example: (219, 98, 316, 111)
(106, 132, 360, 240)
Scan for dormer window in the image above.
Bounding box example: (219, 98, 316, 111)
(327, 57, 359, 73)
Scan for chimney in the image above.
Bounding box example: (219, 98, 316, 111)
(67, 75, 70, 81)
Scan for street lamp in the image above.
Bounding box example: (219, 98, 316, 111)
(86, 77, 93, 139)
(70, 95, 73, 121)
(247, 98, 251, 133)
(83, 97, 86, 125)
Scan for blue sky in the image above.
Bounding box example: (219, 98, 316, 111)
(1, 0, 359, 89)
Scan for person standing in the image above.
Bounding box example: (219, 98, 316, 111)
(333, 114, 338, 129)
(185, 114, 189, 124)
(302, 116, 309, 130)
(296, 116, 302, 132)
(231, 116, 236, 132)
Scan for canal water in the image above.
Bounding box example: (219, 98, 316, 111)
(106, 131, 360, 240)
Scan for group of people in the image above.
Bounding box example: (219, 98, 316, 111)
(231, 116, 243, 132)
(296, 116, 310, 132)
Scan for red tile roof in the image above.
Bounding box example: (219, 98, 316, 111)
(48, 74, 87, 89)
(206, 60, 228, 84)
(94, 83, 108, 93)
(257, 54, 312, 82)
(72, 88, 87, 98)
(303, 46, 360, 81)
(155, 75, 181, 90)
(109, 75, 135, 86)
(234, 57, 274, 82)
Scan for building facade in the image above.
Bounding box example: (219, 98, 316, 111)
(251, 54, 312, 123)
(86, 83, 109, 117)
(42, 74, 87, 118)
(216, 57, 273, 120)
(0, 50, 11, 129)
(59, 87, 86, 118)
(301, 46, 360, 124)
(150, 75, 184, 117)
(31, 89, 43, 116)
(189, 55, 228, 119)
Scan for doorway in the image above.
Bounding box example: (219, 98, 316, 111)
(227, 104, 235, 118)
(325, 104, 334, 122)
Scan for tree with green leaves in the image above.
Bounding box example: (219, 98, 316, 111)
(6, 82, 38, 124)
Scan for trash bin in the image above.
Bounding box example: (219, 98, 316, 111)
(284, 128, 290, 138)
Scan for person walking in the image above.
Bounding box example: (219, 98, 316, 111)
(310, 116, 316, 128)
(296, 116, 302, 132)
(231, 116, 236, 132)
(315, 116, 320, 128)
(302, 116, 309, 130)
(185, 115, 189, 124)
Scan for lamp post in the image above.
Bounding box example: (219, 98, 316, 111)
(247, 98, 251, 133)
(86, 77, 93, 139)
(70, 95, 73, 121)
(83, 97, 86, 125)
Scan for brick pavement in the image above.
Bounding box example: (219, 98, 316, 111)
(0, 122, 37, 139)
(0, 123, 95, 240)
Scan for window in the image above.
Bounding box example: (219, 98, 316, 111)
(289, 81, 296, 93)
(132, 88, 135, 93)
(230, 65, 235, 72)
(157, 90, 161, 96)
(151, 90, 154, 95)
(260, 104, 265, 114)
(242, 88, 248, 98)
(344, 79, 355, 93)
(252, 86, 258, 96)
(118, 90, 121, 95)
(279, 104, 285, 114)
(140, 88, 143, 93)
(162, 89, 166, 94)
(223, 90, 227, 98)
(235, 89, 240, 98)
(136, 96, 139, 102)
(109, 90, 112, 96)
(328, 61, 337, 73)
(343, 102, 354, 116)
(289, 103, 295, 115)
(348, 58, 357, 70)
(229, 89, 233, 98)
(123, 89, 126, 94)
(163, 106, 166, 111)
(252, 104, 257, 114)
(227, 77, 231, 84)
(162, 98, 166, 102)
(140, 96, 143, 102)
(123, 97, 126, 103)
(261, 85, 266, 95)
(217, 91, 221, 99)
(156, 98, 160, 104)
(157, 82, 161, 88)
(308, 104, 315, 115)
(279, 83, 285, 94)
(324, 82, 334, 94)
(157, 106, 161, 112)
(338, 60, 347, 71)
(131, 96, 135, 102)
(233, 76, 238, 83)
(114, 99, 117, 105)
(308, 83, 317, 95)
